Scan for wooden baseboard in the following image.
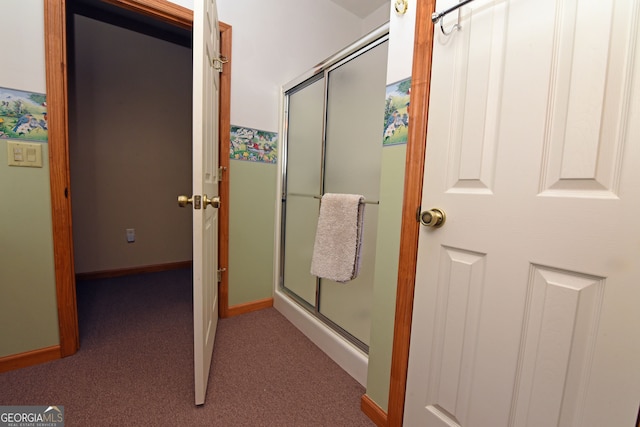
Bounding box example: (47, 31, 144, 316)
(76, 260, 192, 281)
(0, 345, 61, 373)
(361, 394, 388, 427)
(225, 297, 273, 318)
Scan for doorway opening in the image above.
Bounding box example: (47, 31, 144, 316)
(66, 0, 193, 342)
(45, 0, 231, 359)
(67, 0, 193, 277)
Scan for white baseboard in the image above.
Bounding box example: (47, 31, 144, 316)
(273, 289, 368, 386)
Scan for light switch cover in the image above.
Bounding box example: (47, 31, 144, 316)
(7, 141, 43, 168)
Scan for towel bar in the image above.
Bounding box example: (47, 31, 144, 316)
(286, 192, 380, 205)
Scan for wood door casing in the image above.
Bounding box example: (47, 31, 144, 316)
(386, 1, 436, 425)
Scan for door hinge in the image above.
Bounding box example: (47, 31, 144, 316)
(212, 55, 228, 73)
(217, 267, 226, 282)
(218, 166, 227, 182)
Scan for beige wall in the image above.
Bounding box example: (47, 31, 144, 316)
(0, 1, 59, 357)
(69, 15, 192, 273)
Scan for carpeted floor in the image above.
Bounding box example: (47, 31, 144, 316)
(0, 269, 374, 426)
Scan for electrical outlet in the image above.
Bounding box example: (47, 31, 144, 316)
(126, 228, 135, 243)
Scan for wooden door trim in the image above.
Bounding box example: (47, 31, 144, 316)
(45, 0, 79, 358)
(101, 0, 193, 29)
(0, 345, 62, 374)
(218, 20, 231, 319)
(45, 0, 231, 362)
(386, 0, 435, 425)
(361, 394, 388, 427)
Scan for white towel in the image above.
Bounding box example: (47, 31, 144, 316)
(310, 193, 365, 283)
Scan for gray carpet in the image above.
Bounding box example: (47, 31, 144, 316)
(0, 269, 374, 426)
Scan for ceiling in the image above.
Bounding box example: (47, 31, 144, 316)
(69, 0, 391, 43)
(328, 0, 391, 19)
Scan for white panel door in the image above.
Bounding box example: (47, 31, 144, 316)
(404, 0, 640, 426)
(192, 0, 220, 406)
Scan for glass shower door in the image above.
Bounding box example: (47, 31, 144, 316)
(319, 40, 388, 347)
(280, 29, 389, 352)
(281, 77, 324, 306)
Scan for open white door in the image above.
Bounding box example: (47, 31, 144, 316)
(190, 0, 220, 406)
(404, 0, 640, 426)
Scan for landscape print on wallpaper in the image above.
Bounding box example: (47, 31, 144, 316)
(383, 77, 411, 146)
(0, 87, 48, 142)
(230, 125, 278, 164)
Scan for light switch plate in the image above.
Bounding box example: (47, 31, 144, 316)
(7, 141, 43, 168)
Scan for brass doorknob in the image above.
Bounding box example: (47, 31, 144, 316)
(420, 208, 446, 228)
(177, 195, 193, 207)
(204, 195, 220, 209)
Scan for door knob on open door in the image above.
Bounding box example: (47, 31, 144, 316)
(420, 208, 446, 228)
(177, 195, 193, 207)
(203, 195, 220, 209)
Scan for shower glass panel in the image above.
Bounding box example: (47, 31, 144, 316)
(319, 41, 388, 346)
(282, 77, 325, 306)
(281, 25, 389, 352)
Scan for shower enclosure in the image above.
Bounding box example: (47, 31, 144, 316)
(279, 25, 389, 352)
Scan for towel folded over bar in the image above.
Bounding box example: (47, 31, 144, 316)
(310, 193, 365, 283)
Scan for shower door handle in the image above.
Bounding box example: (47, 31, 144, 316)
(420, 208, 446, 228)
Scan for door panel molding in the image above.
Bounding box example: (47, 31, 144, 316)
(427, 247, 486, 427)
(512, 265, 604, 426)
(539, 0, 637, 198)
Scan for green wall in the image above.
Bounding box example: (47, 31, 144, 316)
(0, 1, 60, 358)
(0, 141, 59, 356)
(366, 144, 406, 411)
(228, 159, 278, 306)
